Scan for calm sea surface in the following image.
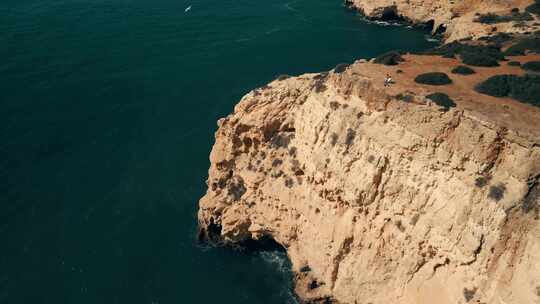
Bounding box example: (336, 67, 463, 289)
(1, 0, 436, 303)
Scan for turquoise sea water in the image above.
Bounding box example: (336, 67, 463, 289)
(1, 0, 437, 303)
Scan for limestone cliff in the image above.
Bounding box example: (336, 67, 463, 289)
(347, 0, 538, 41)
(198, 1, 540, 303)
(198, 60, 540, 303)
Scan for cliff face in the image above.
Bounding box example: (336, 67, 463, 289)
(347, 0, 537, 41)
(198, 0, 540, 302)
(198, 62, 540, 303)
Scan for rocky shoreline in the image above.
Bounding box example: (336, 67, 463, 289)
(198, 1, 540, 303)
(345, 0, 540, 41)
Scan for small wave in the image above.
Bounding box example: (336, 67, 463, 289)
(372, 20, 402, 26)
(195, 242, 216, 252)
(425, 36, 440, 42)
(265, 27, 281, 35)
(259, 251, 290, 273)
(284, 2, 299, 12)
(258, 251, 298, 303)
(235, 37, 253, 42)
(372, 20, 391, 26)
(283, 289, 300, 304)
(359, 17, 403, 27)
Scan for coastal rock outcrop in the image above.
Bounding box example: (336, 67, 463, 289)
(198, 1, 540, 303)
(198, 61, 540, 303)
(346, 0, 539, 41)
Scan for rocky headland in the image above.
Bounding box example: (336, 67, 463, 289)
(198, 1, 540, 303)
(346, 0, 540, 41)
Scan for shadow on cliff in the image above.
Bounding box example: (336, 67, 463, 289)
(197, 219, 287, 253)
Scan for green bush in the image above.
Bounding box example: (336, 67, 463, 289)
(474, 12, 532, 24)
(424, 41, 505, 66)
(522, 61, 540, 72)
(478, 32, 513, 46)
(414, 72, 452, 85)
(474, 13, 501, 24)
(461, 51, 500, 67)
(508, 61, 521, 66)
(277, 74, 291, 81)
(463, 288, 477, 302)
(313, 72, 328, 93)
(395, 93, 414, 102)
(423, 41, 463, 58)
(475, 75, 512, 97)
(345, 128, 356, 147)
(334, 63, 350, 74)
(475, 176, 490, 188)
(426, 93, 456, 111)
(451, 65, 476, 75)
(300, 265, 311, 272)
(488, 184, 506, 201)
(374, 51, 404, 65)
(475, 74, 540, 106)
(512, 11, 533, 21)
(505, 76, 540, 105)
(504, 37, 540, 55)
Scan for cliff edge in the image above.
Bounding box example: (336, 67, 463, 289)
(347, 0, 539, 41)
(198, 1, 540, 303)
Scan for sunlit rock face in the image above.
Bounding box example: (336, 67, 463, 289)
(347, 0, 539, 42)
(198, 63, 540, 303)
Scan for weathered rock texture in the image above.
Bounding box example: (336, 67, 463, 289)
(347, 0, 538, 41)
(198, 0, 540, 302)
(198, 64, 540, 303)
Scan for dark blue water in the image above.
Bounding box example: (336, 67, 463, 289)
(1, 0, 436, 303)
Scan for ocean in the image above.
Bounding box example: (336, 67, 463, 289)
(0, 0, 436, 303)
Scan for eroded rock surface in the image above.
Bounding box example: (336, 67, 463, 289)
(198, 65, 540, 303)
(198, 0, 540, 302)
(347, 0, 538, 41)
